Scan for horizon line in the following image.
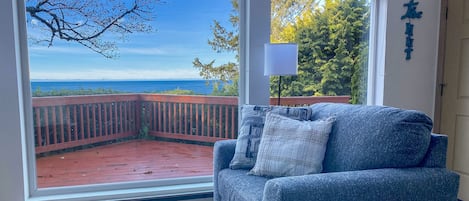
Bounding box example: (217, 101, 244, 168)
(30, 78, 220, 82)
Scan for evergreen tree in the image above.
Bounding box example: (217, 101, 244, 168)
(271, 0, 319, 42)
(275, 0, 370, 104)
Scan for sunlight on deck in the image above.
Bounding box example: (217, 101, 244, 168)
(36, 140, 214, 188)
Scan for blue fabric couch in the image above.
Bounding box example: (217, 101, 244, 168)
(213, 103, 460, 201)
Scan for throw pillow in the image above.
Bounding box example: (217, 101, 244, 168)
(248, 112, 334, 177)
(229, 105, 312, 170)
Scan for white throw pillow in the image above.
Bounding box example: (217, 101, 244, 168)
(248, 112, 334, 177)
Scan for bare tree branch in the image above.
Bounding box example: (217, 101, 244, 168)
(26, 0, 159, 58)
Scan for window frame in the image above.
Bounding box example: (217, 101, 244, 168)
(367, 0, 385, 106)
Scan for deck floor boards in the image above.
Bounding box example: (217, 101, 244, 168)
(36, 140, 214, 188)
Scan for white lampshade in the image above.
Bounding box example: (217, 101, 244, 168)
(264, 43, 298, 76)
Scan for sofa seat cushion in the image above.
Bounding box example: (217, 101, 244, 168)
(218, 169, 268, 201)
(310, 103, 432, 172)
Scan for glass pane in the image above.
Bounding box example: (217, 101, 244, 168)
(26, 0, 239, 188)
(269, 0, 371, 105)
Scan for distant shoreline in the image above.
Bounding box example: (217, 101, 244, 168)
(30, 80, 222, 95)
(30, 79, 210, 82)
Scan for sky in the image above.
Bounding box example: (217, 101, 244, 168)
(27, 0, 237, 80)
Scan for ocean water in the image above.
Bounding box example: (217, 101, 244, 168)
(30, 80, 220, 95)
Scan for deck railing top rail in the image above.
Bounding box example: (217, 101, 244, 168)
(32, 94, 140, 107)
(269, 95, 350, 106)
(139, 94, 238, 105)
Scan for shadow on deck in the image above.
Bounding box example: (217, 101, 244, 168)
(36, 140, 214, 188)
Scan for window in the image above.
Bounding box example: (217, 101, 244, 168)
(268, 0, 371, 105)
(26, 0, 240, 190)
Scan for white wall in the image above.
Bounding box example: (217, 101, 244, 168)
(0, 0, 28, 200)
(377, 0, 440, 118)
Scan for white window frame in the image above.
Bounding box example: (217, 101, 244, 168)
(0, 0, 382, 200)
(367, 0, 386, 106)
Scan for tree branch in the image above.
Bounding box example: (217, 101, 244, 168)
(26, 0, 158, 58)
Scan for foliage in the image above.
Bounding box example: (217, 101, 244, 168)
(32, 87, 204, 97)
(32, 87, 124, 97)
(139, 107, 150, 139)
(192, 0, 315, 96)
(158, 88, 197, 95)
(276, 0, 370, 104)
(192, 0, 239, 96)
(210, 77, 239, 96)
(26, 0, 159, 58)
(270, 0, 320, 43)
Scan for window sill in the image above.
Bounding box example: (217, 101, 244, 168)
(28, 182, 213, 201)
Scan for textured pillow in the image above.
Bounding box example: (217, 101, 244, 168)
(248, 112, 334, 177)
(309, 103, 433, 172)
(229, 105, 312, 169)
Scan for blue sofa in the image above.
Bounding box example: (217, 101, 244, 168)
(213, 103, 460, 201)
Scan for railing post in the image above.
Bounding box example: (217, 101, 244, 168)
(135, 95, 143, 135)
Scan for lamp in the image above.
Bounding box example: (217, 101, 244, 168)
(264, 43, 298, 105)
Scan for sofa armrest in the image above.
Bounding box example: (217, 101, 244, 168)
(263, 168, 460, 201)
(419, 133, 448, 168)
(213, 139, 237, 201)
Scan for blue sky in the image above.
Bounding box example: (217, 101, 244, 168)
(27, 0, 237, 80)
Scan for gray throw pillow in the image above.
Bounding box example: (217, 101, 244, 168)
(229, 105, 312, 170)
(248, 113, 334, 177)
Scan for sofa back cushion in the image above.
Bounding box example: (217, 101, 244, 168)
(310, 103, 432, 172)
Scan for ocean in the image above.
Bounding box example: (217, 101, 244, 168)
(30, 80, 220, 95)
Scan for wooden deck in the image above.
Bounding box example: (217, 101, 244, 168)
(36, 140, 214, 188)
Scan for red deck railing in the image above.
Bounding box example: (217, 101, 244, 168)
(140, 94, 239, 143)
(32, 94, 349, 154)
(32, 94, 140, 153)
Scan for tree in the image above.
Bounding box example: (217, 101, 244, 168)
(274, 0, 370, 104)
(26, 0, 159, 58)
(192, 0, 239, 96)
(270, 0, 319, 42)
(192, 0, 315, 96)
